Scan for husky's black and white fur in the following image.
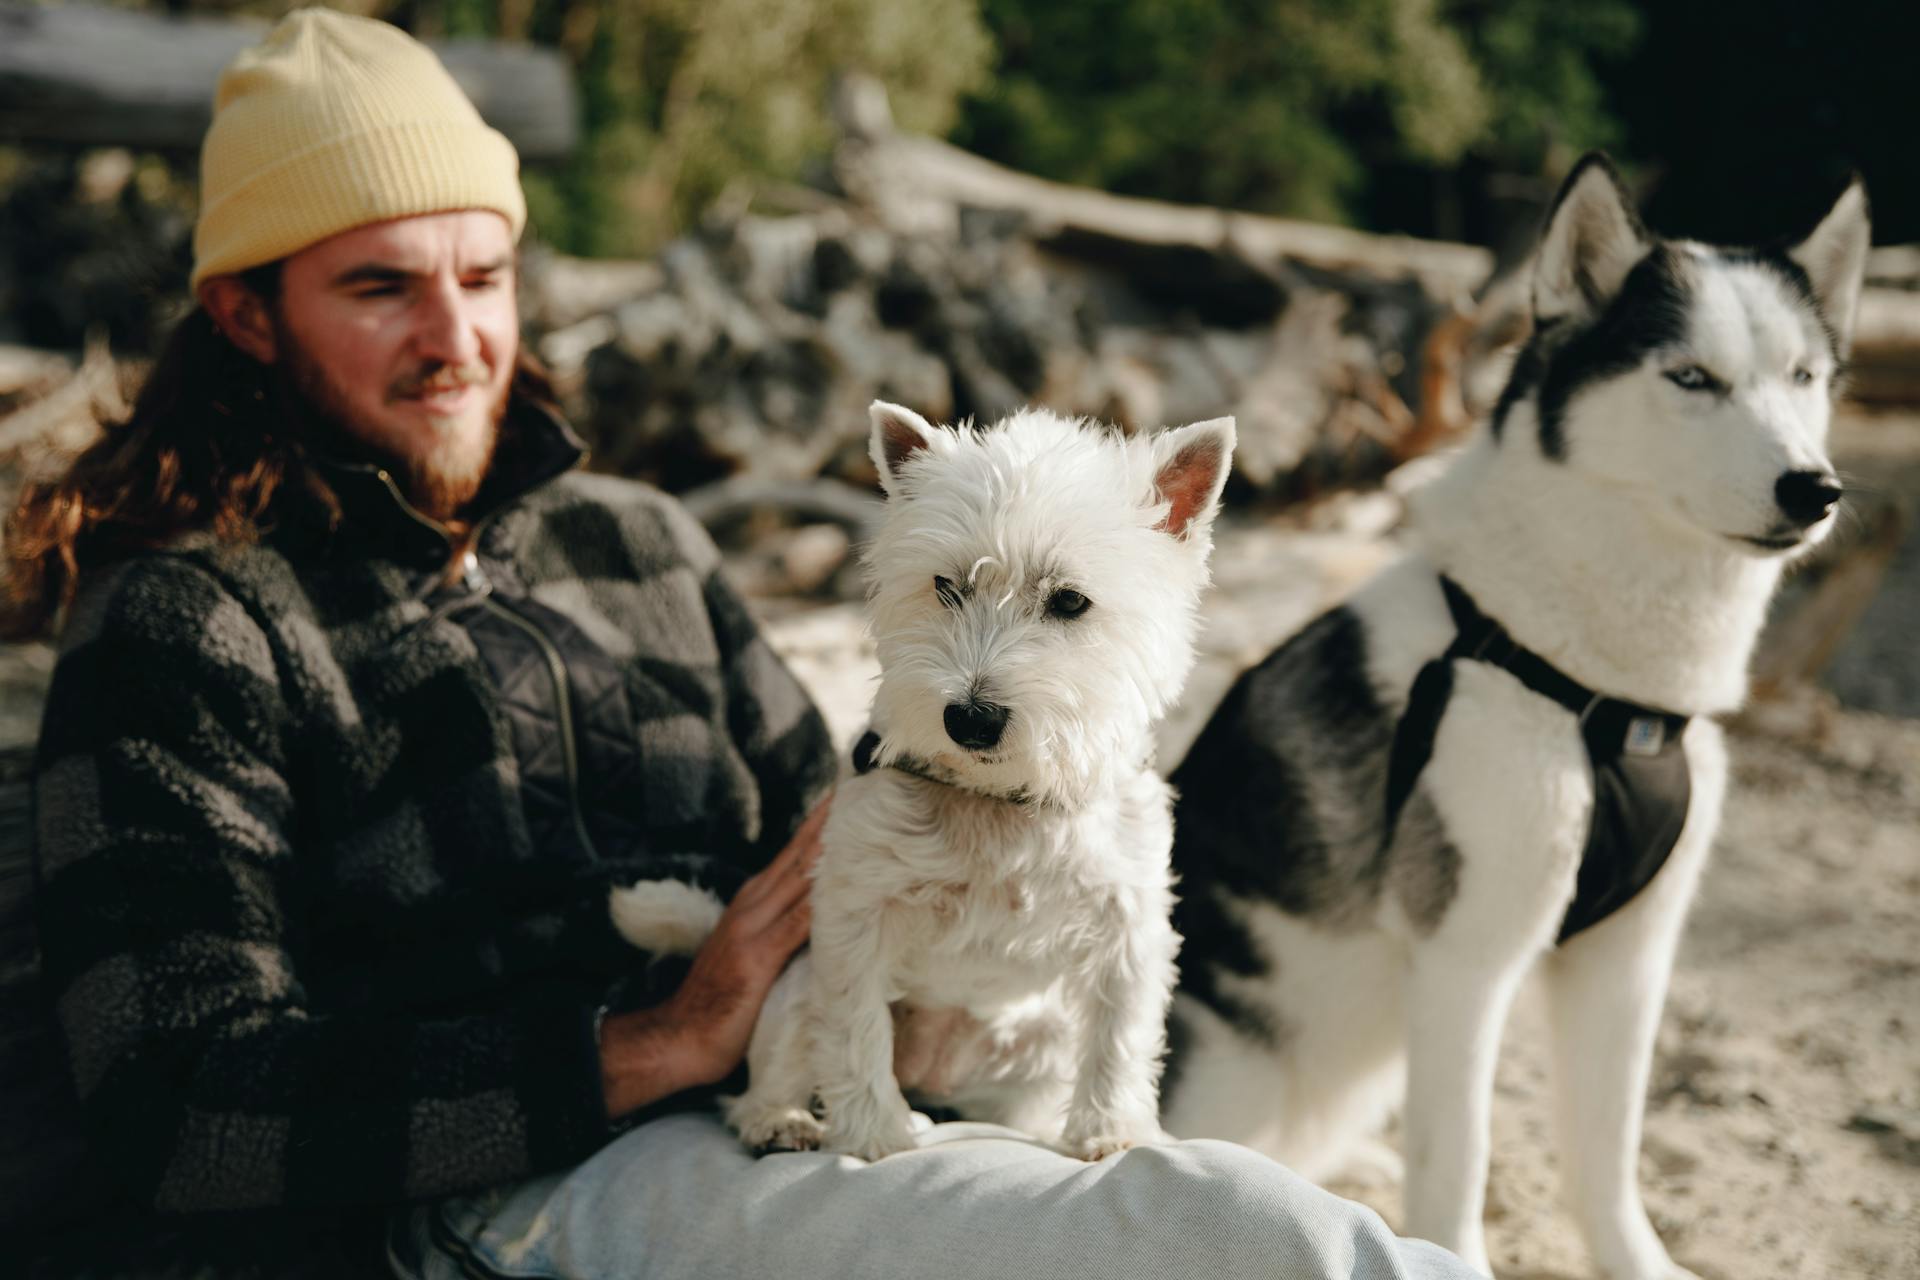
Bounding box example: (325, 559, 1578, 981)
(1162, 156, 1870, 1279)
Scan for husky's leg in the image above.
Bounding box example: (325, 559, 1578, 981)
(1059, 906, 1179, 1160)
(1545, 731, 1721, 1280)
(1402, 951, 1532, 1276)
(724, 958, 825, 1152)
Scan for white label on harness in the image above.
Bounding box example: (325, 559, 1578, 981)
(1624, 716, 1666, 756)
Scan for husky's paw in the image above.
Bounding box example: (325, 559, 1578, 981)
(1601, 1264, 1703, 1280)
(1060, 1122, 1170, 1162)
(730, 1105, 825, 1154)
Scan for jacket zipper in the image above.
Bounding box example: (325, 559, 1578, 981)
(475, 590, 603, 864)
(372, 469, 603, 863)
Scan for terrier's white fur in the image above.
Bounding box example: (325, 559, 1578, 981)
(1163, 159, 1870, 1280)
(619, 403, 1233, 1163)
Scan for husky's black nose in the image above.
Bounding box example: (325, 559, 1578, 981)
(944, 700, 1010, 751)
(1775, 470, 1844, 527)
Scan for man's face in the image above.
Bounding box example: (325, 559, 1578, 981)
(273, 211, 519, 519)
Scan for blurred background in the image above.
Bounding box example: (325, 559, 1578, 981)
(0, 2, 1915, 1277)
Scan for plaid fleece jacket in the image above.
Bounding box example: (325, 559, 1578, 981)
(31, 408, 835, 1213)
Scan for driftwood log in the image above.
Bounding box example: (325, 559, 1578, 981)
(0, 2, 578, 160)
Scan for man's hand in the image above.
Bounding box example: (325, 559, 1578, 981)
(600, 795, 831, 1119)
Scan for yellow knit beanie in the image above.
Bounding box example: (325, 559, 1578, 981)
(191, 7, 526, 293)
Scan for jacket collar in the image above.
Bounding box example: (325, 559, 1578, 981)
(278, 399, 587, 570)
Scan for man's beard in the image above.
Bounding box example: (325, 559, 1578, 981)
(272, 321, 508, 524)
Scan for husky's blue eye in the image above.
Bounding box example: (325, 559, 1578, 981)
(1046, 589, 1091, 619)
(1792, 366, 1815, 386)
(934, 576, 963, 608)
(1664, 364, 1715, 392)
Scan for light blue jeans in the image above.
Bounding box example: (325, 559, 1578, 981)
(388, 1112, 1478, 1279)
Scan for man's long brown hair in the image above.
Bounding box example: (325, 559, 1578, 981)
(1, 266, 557, 640)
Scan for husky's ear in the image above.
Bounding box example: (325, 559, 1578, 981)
(868, 401, 938, 494)
(1788, 178, 1871, 358)
(1533, 153, 1650, 323)
(1150, 417, 1236, 540)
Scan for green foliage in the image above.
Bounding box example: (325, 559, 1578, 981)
(465, 0, 993, 256)
(146, 0, 991, 257)
(1449, 0, 1640, 175)
(955, 0, 1637, 225)
(104, 0, 1635, 251)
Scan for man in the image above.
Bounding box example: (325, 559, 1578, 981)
(15, 10, 1475, 1278)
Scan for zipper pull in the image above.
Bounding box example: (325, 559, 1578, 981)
(461, 549, 491, 596)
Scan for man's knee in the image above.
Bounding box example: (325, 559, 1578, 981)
(1097, 1140, 1456, 1279)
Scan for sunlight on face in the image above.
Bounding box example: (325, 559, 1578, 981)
(274, 211, 519, 519)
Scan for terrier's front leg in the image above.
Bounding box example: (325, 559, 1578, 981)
(809, 911, 917, 1160)
(1059, 906, 1178, 1161)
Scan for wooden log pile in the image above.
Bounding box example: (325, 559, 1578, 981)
(525, 76, 1500, 502)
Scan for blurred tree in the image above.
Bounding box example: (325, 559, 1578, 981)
(953, 0, 1636, 236)
(420, 0, 994, 255)
(98, 0, 991, 258)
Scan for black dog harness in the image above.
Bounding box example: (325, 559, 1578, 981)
(1383, 577, 1693, 944)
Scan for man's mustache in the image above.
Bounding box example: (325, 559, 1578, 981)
(388, 363, 490, 400)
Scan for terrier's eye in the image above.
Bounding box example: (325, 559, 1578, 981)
(1046, 589, 1091, 619)
(1664, 364, 1716, 392)
(934, 576, 963, 608)
(1792, 366, 1815, 386)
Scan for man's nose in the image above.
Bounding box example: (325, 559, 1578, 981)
(414, 280, 482, 367)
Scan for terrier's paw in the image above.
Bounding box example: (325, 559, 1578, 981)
(730, 1105, 825, 1154)
(825, 1111, 920, 1162)
(1060, 1123, 1170, 1162)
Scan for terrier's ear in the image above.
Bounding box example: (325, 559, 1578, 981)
(869, 401, 938, 494)
(1788, 178, 1871, 359)
(1533, 153, 1651, 324)
(1151, 417, 1236, 540)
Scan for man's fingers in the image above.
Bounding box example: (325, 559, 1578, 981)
(736, 851, 814, 931)
(768, 891, 811, 956)
(773, 794, 833, 872)
(717, 794, 832, 918)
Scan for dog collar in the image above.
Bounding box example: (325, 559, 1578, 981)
(851, 729, 1037, 807)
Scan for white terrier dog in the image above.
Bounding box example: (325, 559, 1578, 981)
(617, 402, 1233, 1161)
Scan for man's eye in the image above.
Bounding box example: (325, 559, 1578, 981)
(463, 277, 500, 292)
(1664, 364, 1715, 392)
(355, 286, 402, 299)
(1046, 589, 1091, 619)
(934, 576, 963, 608)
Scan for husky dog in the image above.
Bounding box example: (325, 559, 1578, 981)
(1161, 156, 1869, 1279)
(620, 403, 1233, 1162)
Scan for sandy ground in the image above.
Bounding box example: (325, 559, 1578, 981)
(765, 501, 1920, 1280)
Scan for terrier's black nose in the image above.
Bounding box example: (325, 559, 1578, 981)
(944, 700, 1010, 751)
(1775, 470, 1843, 527)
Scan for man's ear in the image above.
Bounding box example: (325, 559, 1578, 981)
(198, 275, 279, 364)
